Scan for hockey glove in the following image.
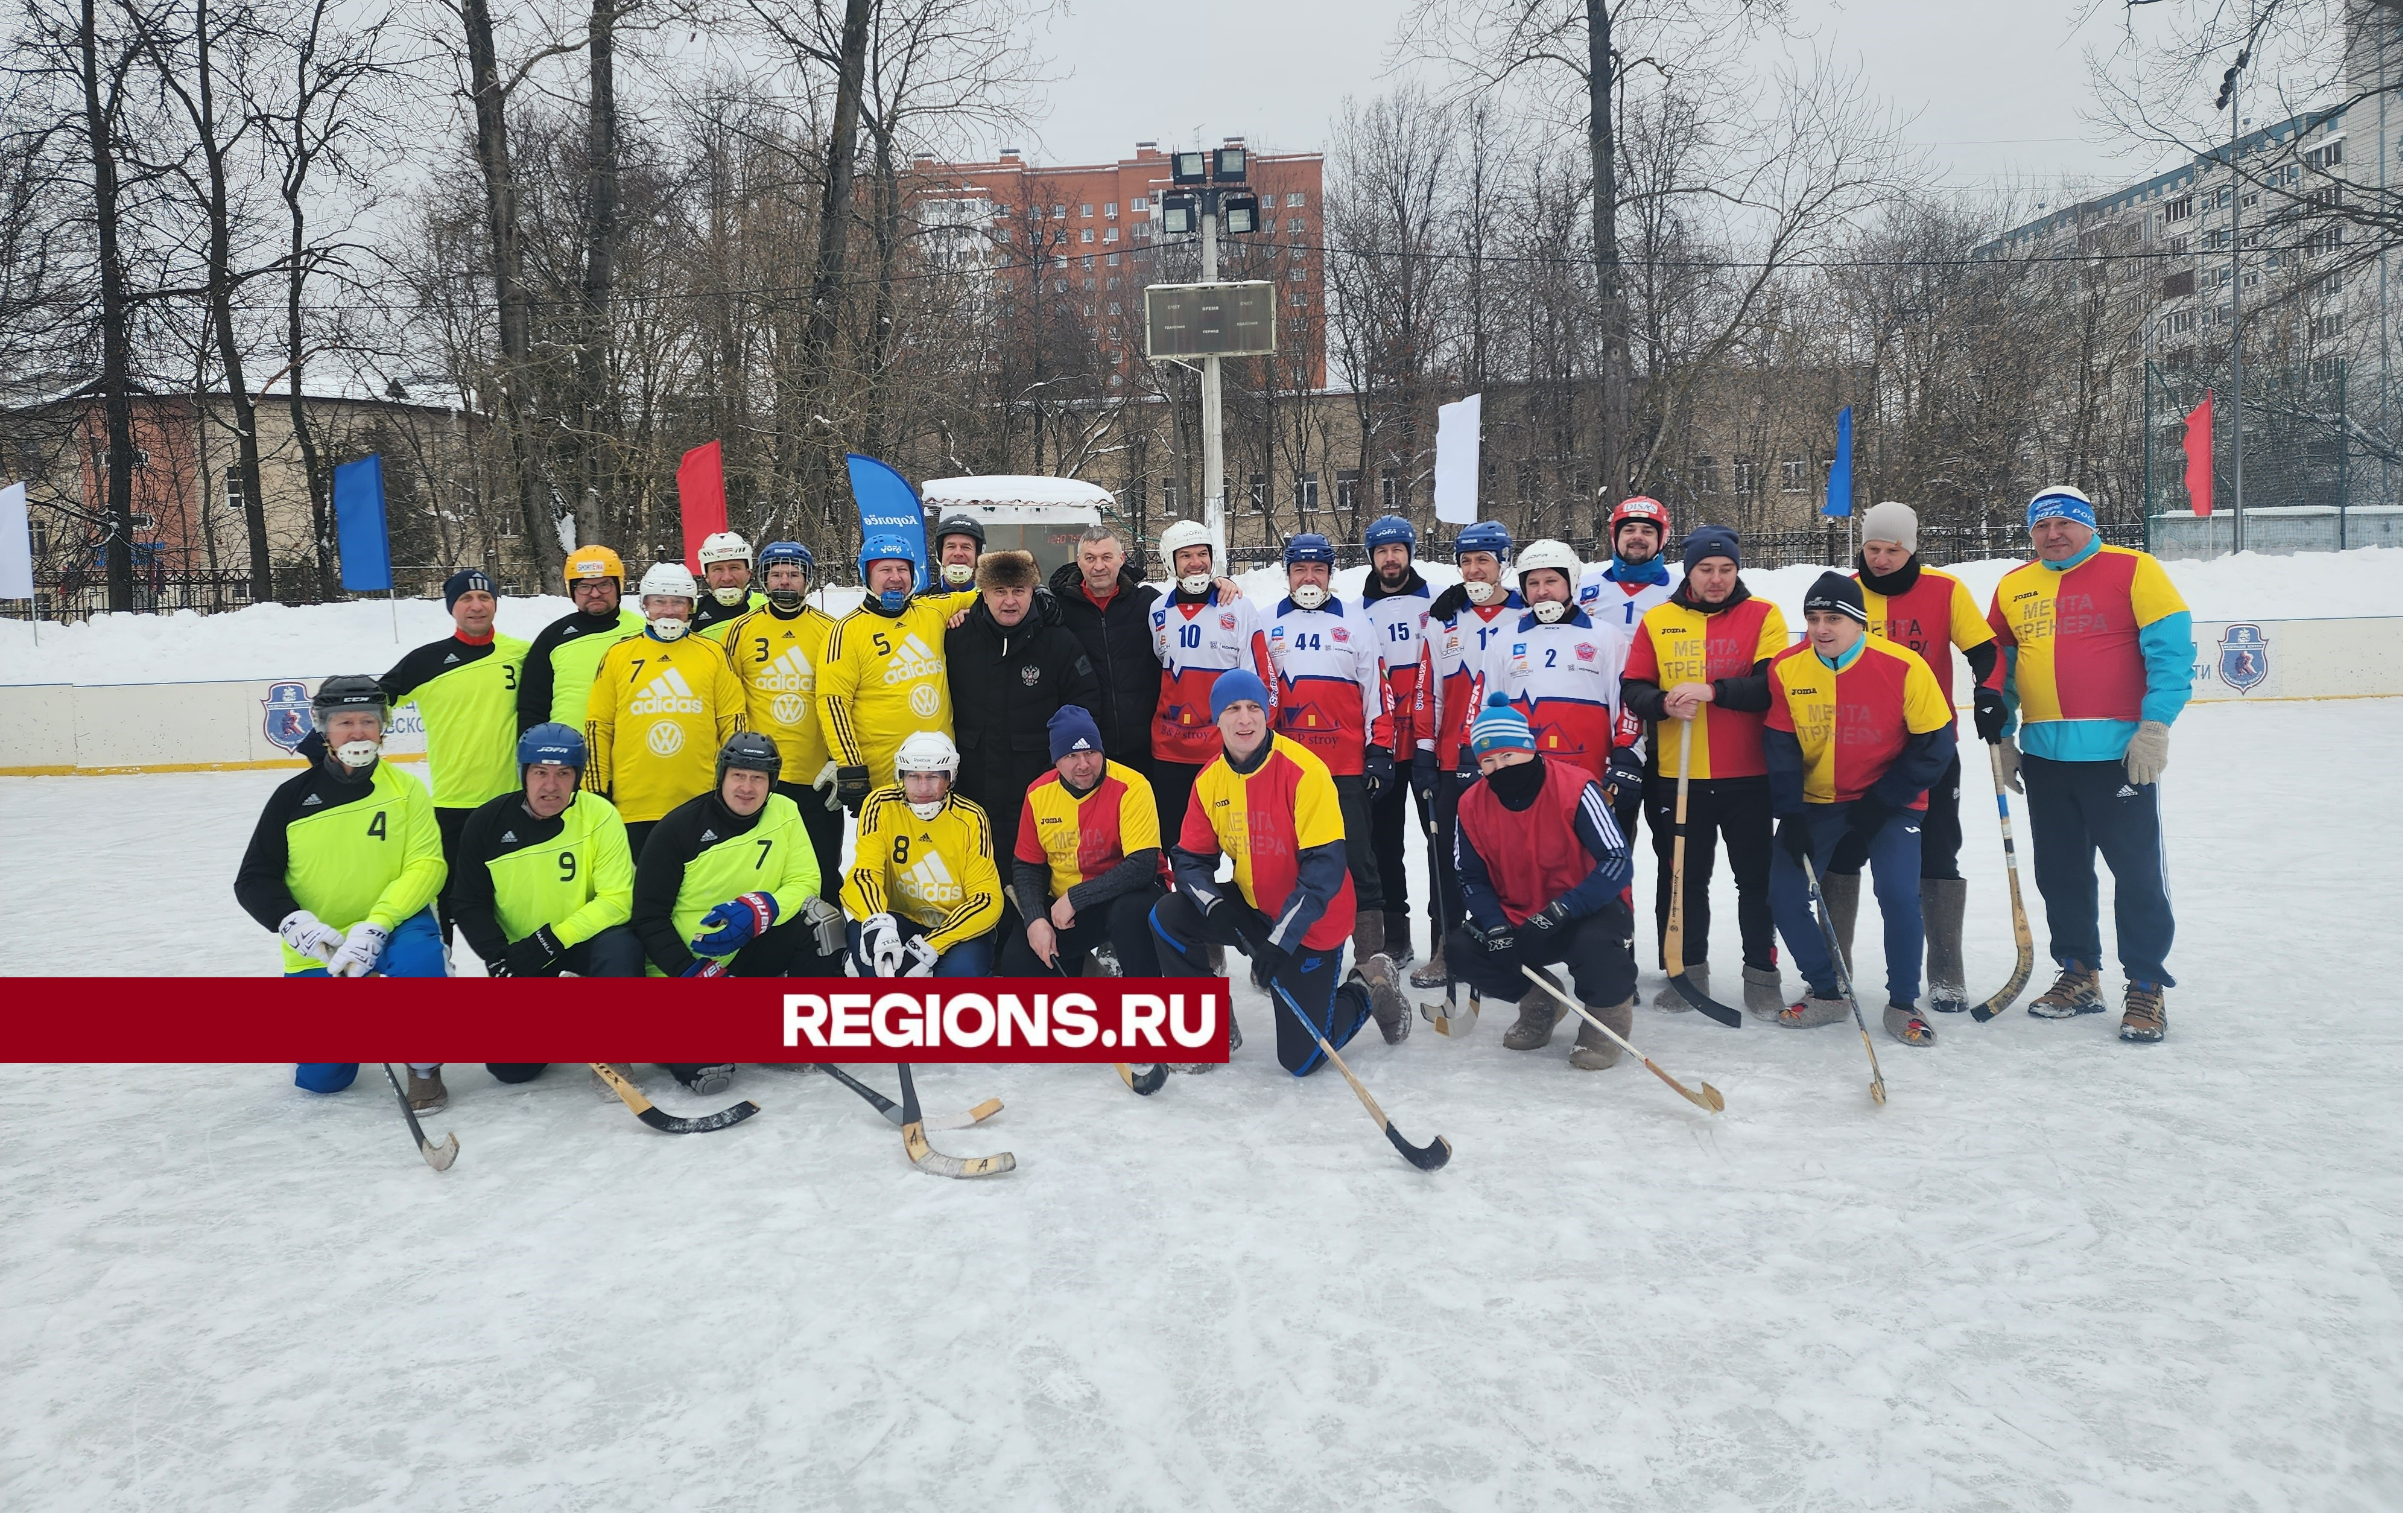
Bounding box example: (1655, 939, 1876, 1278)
(1776, 814, 1817, 864)
(1519, 897, 1575, 943)
(1478, 922, 1518, 957)
(802, 897, 846, 957)
(901, 936, 942, 978)
(835, 764, 873, 813)
(501, 924, 566, 978)
(1362, 745, 1395, 799)
(279, 909, 345, 963)
(1428, 582, 1471, 621)
(1247, 942, 1296, 994)
(327, 921, 390, 978)
(1972, 686, 2009, 743)
(811, 761, 843, 811)
(693, 892, 778, 955)
(2124, 720, 2171, 787)
(1603, 745, 1646, 804)
(1225, 904, 1278, 961)
(851, 913, 904, 977)
(682, 956, 728, 978)
(1410, 747, 1437, 805)
(1843, 798, 1895, 846)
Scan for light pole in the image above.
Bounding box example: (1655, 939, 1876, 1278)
(1159, 145, 1259, 560)
(2216, 47, 2251, 554)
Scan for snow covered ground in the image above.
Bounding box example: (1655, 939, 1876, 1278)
(1, 696, 2398, 1510)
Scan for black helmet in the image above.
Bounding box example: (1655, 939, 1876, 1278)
(715, 730, 782, 787)
(310, 674, 389, 731)
(933, 513, 986, 549)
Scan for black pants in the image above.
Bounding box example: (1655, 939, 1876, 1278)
(1150, 891, 1366, 1076)
(1646, 773, 1775, 972)
(434, 805, 472, 944)
(512, 923, 645, 977)
(486, 1064, 546, 1082)
(2023, 752, 2176, 988)
(623, 820, 657, 865)
(1448, 901, 1636, 1008)
(1824, 750, 1965, 881)
(772, 780, 845, 904)
(997, 886, 1165, 976)
(1368, 767, 1436, 938)
(724, 916, 813, 977)
(1332, 774, 1384, 916)
(1153, 758, 1206, 852)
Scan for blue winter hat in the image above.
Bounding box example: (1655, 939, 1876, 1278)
(444, 568, 495, 611)
(1048, 704, 1104, 763)
(1468, 691, 1535, 758)
(2027, 486, 2097, 532)
(1680, 525, 1740, 574)
(1209, 668, 1271, 721)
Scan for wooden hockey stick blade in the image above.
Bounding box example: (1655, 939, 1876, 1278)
(1798, 867, 1889, 1108)
(1972, 934, 2035, 1023)
(817, 1064, 1001, 1129)
(1114, 1062, 1168, 1096)
(1520, 966, 1724, 1112)
(1385, 1121, 1454, 1170)
(1860, 1029, 1889, 1105)
(1419, 983, 1478, 1036)
(1664, 967, 1745, 1028)
(382, 1064, 458, 1171)
(1972, 742, 2038, 1023)
(1274, 982, 1450, 1171)
(590, 1063, 759, 1134)
(904, 1120, 1016, 1177)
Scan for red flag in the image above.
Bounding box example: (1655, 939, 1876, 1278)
(2182, 393, 2214, 517)
(676, 440, 728, 570)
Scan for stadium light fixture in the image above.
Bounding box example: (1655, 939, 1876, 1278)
(1214, 145, 1248, 182)
(1170, 151, 1209, 185)
(1220, 194, 1258, 235)
(1160, 193, 1197, 235)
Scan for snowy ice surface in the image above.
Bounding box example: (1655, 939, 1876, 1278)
(6, 547, 2397, 688)
(1, 697, 2398, 1510)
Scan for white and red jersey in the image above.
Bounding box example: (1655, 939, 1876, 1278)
(1149, 591, 1266, 765)
(1358, 577, 1433, 755)
(1417, 593, 1524, 771)
(1261, 596, 1391, 776)
(1477, 607, 1635, 784)
(1578, 562, 1676, 645)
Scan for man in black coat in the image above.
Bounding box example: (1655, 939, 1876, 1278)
(1047, 527, 1162, 783)
(947, 550, 1102, 848)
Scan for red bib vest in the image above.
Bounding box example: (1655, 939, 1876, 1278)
(1457, 758, 1602, 924)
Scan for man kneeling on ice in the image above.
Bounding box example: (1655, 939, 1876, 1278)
(1150, 670, 1412, 1074)
(1448, 693, 1639, 1070)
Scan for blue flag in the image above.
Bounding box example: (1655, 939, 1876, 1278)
(844, 453, 928, 590)
(1821, 407, 1853, 519)
(333, 455, 392, 591)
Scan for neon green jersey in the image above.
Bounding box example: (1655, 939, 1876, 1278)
(233, 758, 446, 973)
(381, 633, 531, 808)
(451, 789, 635, 952)
(629, 792, 822, 974)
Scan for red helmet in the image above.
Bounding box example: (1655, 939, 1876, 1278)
(1609, 496, 1670, 533)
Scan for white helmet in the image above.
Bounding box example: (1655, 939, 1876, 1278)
(637, 562, 699, 639)
(1159, 520, 1215, 594)
(1516, 539, 1582, 623)
(697, 531, 753, 605)
(894, 731, 960, 820)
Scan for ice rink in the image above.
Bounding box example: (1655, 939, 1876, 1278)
(1, 697, 2399, 1511)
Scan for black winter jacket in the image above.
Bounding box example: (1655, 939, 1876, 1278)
(1047, 559, 1162, 762)
(945, 592, 1102, 831)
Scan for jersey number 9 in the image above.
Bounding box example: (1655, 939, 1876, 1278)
(558, 851, 577, 881)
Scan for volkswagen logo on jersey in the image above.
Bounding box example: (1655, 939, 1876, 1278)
(647, 721, 685, 757)
(909, 684, 940, 718)
(2217, 623, 2272, 692)
(772, 693, 809, 725)
(261, 681, 312, 752)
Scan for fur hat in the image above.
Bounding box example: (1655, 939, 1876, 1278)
(974, 549, 1041, 592)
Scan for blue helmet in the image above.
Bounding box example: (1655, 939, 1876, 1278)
(858, 533, 917, 611)
(1285, 533, 1337, 567)
(759, 540, 814, 573)
(1453, 519, 1513, 562)
(1364, 514, 1416, 553)
(518, 722, 586, 773)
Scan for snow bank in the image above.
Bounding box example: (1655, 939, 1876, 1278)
(4, 549, 2398, 688)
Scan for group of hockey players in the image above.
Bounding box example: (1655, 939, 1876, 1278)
(236, 481, 2193, 1115)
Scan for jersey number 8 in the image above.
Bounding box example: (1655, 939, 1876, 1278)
(892, 834, 911, 866)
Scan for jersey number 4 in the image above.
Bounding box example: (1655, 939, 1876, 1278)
(366, 811, 387, 840)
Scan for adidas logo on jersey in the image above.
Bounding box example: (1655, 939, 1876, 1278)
(879, 633, 945, 687)
(902, 848, 965, 905)
(301, 793, 323, 807)
(501, 829, 517, 843)
(442, 652, 459, 665)
(629, 667, 706, 717)
(700, 828, 718, 842)
(2115, 784, 2140, 798)
(754, 644, 814, 696)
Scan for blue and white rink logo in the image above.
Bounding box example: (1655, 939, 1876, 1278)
(260, 681, 313, 751)
(2217, 624, 2272, 693)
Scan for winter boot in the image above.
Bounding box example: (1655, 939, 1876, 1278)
(592, 1063, 636, 1100)
(1568, 997, 1633, 1071)
(1741, 965, 1785, 1021)
(1206, 944, 1228, 977)
(2028, 962, 2106, 1020)
(2118, 981, 2167, 1043)
(1921, 878, 1969, 1012)
(1883, 1002, 1935, 1046)
(1818, 871, 1860, 973)
(1383, 912, 1416, 972)
(1352, 910, 1387, 969)
(404, 1065, 448, 1113)
(674, 1064, 737, 1096)
(1777, 994, 1850, 1029)
(1354, 957, 1413, 1045)
(1408, 934, 1451, 990)
(1503, 977, 1569, 1050)
(1651, 965, 1706, 1013)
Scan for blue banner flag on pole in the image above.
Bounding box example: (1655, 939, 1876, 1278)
(333, 455, 393, 591)
(844, 453, 928, 590)
(1821, 406, 1854, 519)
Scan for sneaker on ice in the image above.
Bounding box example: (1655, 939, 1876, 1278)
(2029, 962, 2105, 1019)
(2119, 983, 2167, 1043)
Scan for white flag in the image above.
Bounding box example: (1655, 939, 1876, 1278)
(1433, 395, 1481, 524)
(0, 481, 31, 600)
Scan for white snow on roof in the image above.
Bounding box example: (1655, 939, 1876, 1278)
(920, 475, 1115, 508)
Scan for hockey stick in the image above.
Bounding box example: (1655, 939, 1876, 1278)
(1661, 719, 1744, 1028)
(1518, 965, 1725, 1112)
(1970, 741, 2036, 1023)
(589, 1062, 760, 1134)
(1798, 862, 1887, 1105)
(1413, 807, 1481, 1035)
(381, 1064, 458, 1171)
(1272, 980, 1451, 1171)
(815, 1063, 1003, 1130)
(897, 1064, 1015, 1178)
(1115, 1062, 1170, 1095)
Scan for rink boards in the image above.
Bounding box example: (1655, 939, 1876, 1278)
(0, 615, 2396, 776)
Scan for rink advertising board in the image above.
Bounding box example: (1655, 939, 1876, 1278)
(0, 979, 1229, 1064)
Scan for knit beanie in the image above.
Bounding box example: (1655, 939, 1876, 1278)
(1468, 691, 1536, 757)
(1680, 525, 1741, 574)
(1047, 705, 1103, 763)
(444, 568, 495, 612)
(1802, 570, 1868, 624)
(1861, 501, 1918, 552)
(1209, 668, 1270, 721)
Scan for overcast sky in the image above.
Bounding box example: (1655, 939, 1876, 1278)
(1002, 0, 2188, 209)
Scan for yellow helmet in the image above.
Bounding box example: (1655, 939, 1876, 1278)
(563, 545, 625, 587)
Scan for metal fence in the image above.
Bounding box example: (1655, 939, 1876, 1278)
(1226, 519, 2143, 576)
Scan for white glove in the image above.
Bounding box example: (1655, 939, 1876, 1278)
(2124, 720, 2171, 788)
(811, 761, 841, 811)
(802, 897, 846, 957)
(855, 912, 902, 977)
(279, 909, 344, 963)
(901, 936, 941, 978)
(327, 921, 390, 978)
(1996, 737, 2024, 796)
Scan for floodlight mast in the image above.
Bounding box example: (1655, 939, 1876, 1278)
(1200, 203, 1225, 562)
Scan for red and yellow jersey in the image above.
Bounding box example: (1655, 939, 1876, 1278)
(1856, 567, 1995, 706)
(1180, 734, 1355, 951)
(1015, 760, 1160, 900)
(1986, 546, 2189, 728)
(1765, 637, 1954, 807)
(1150, 595, 1266, 763)
(1624, 595, 1789, 778)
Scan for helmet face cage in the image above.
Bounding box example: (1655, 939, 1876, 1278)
(1454, 521, 1513, 563)
(759, 541, 814, 574)
(893, 732, 960, 782)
